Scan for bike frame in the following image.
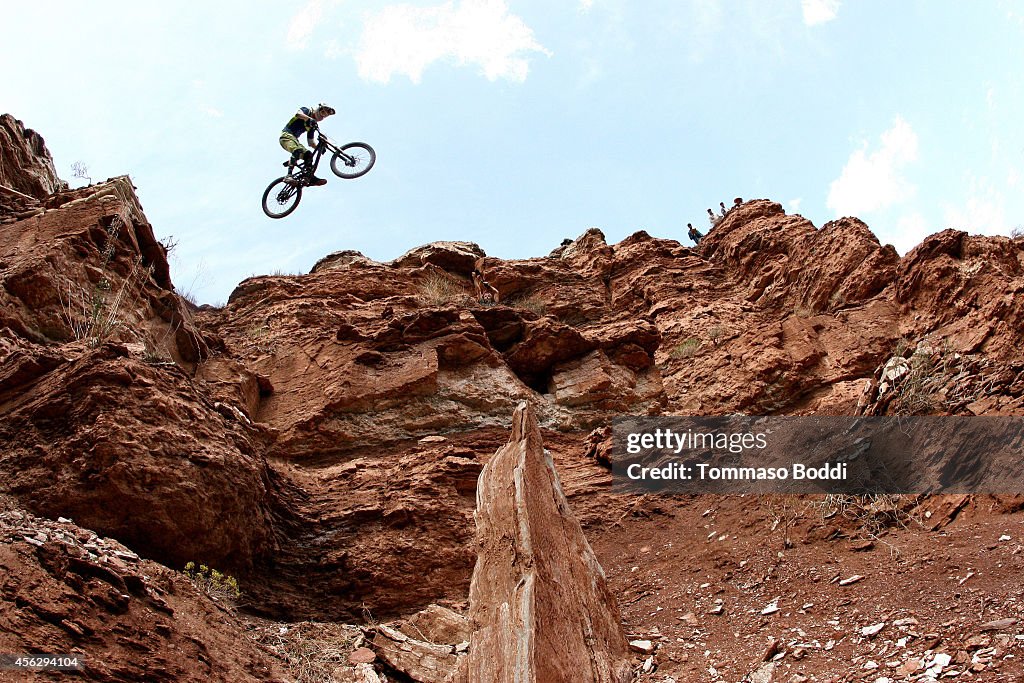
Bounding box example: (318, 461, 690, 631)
(287, 132, 357, 182)
(264, 131, 374, 218)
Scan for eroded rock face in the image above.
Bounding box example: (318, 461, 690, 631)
(0, 176, 201, 361)
(0, 171, 267, 579)
(0, 499, 286, 682)
(392, 241, 486, 275)
(700, 201, 899, 314)
(467, 402, 633, 683)
(3, 116, 1024, 652)
(894, 229, 1024, 359)
(0, 343, 279, 573)
(0, 113, 67, 199)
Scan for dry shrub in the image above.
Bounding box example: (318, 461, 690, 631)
(810, 493, 921, 538)
(417, 270, 461, 306)
(670, 338, 700, 359)
(509, 293, 546, 316)
(251, 621, 362, 683)
(707, 324, 725, 345)
(886, 339, 977, 415)
(56, 213, 153, 345)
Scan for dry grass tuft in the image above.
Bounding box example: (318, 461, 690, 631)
(417, 270, 462, 306)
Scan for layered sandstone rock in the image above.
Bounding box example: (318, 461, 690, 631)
(0, 159, 268, 578)
(0, 342, 279, 573)
(894, 229, 1024, 359)
(0, 113, 67, 200)
(466, 402, 633, 683)
(0, 176, 202, 361)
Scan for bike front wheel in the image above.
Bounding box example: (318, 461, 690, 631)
(262, 177, 303, 219)
(330, 143, 376, 179)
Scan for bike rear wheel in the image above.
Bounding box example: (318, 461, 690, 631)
(330, 142, 376, 179)
(262, 176, 302, 219)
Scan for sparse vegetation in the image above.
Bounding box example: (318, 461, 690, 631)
(670, 337, 701, 359)
(707, 324, 725, 345)
(243, 321, 277, 355)
(811, 493, 920, 539)
(509, 293, 547, 316)
(1011, 225, 1024, 240)
(57, 213, 154, 346)
(828, 290, 847, 310)
(883, 338, 978, 415)
(761, 495, 797, 549)
(417, 270, 461, 306)
(143, 321, 182, 363)
(71, 160, 92, 185)
(252, 621, 361, 683)
(183, 561, 240, 605)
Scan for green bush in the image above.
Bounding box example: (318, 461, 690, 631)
(184, 561, 241, 603)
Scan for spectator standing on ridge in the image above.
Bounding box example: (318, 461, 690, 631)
(687, 223, 704, 245)
(707, 208, 720, 227)
(719, 201, 728, 217)
(279, 103, 336, 186)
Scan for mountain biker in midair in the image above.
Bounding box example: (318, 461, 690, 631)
(279, 103, 335, 186)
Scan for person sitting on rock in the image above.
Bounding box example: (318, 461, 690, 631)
(279, 103, 335, 186)
(472, 268, 499, 304)
(719, 201, 728, 217)
(707, 208, 720, 227)
(687, 223, 704, 245)
(733, 197, 743, 208)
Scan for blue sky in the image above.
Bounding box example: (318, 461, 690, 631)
(4, 0, 1023, 304)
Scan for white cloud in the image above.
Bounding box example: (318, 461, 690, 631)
(579, 0, 594, 12)
(801, 0, 840, 26)
(943, 177, 1007, 234)
(827, 116, 919, 218)
(787, 198, 802, 213)
(355, 0, 551, 84)
(287, 0, 326, 50)
(892, 212, 931, 254)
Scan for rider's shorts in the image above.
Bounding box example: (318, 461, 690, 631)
(279, 132, 306, 156)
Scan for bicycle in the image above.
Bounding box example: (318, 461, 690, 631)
(262, 128, 375, 219)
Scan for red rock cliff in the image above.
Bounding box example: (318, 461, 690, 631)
(2, 116, 1023, 682)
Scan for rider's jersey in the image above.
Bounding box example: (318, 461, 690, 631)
(282, 107, 317, 137)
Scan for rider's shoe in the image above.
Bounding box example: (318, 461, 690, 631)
(310, 176, 327, 186)
(283, 176, 300, 186)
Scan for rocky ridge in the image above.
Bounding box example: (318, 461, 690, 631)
(1, 115, 1023, 682)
